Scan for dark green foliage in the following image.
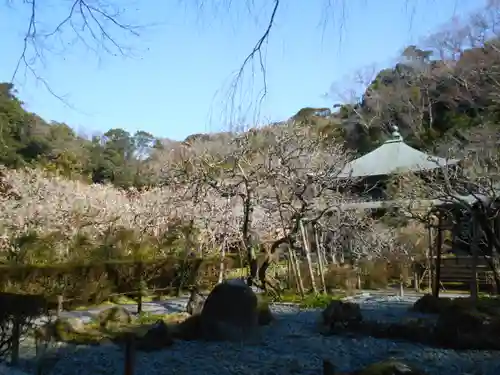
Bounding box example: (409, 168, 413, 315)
(0, 292, 47, 362)
(0, 83, 162, 188)
(0, 292, 47, 318)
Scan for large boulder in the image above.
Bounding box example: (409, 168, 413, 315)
(136, 320, 174, 351)
(412, 294, 452, 314)
(200, 279, 259, 341)
(355, 360, 427, 375)
(97, 306, 132, 329)
(173, 314, 203, 341)
(322, 300, 362, 333)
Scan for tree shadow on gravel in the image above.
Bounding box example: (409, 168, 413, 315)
(9, 304, 500, 375)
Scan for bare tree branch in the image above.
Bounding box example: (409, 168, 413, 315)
(9, 0, 142, 102)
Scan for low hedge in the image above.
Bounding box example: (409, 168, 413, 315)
(0, 255, 241, 309)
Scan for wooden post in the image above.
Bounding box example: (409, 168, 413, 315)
(323, 359, 336, 375)
(413, 261, 420, 292)
(56, 295, 64, 317)
(137, 293, 143, 315)
(289, 248, 305, 297)
(10, 315, 20, 366)
(434, 214, 443, 298)
(286, 257, 291, 290)
(136, 261, 144, 315)
(124, 333, 136, 375)
(300, 220, 317, 293)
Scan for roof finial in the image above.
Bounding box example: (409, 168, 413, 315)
(391, 125, 403, 141)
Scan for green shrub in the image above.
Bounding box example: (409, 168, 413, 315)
(323, 265, 358, 291)
(298, 293, 343, 309)
(359, 260, 390, 289)
(278, 291, 343, 309)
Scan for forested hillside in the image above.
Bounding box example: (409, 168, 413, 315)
(2, 31, 498, 190)
(0, 82, 165, 189)
(294, 38, 500, 157)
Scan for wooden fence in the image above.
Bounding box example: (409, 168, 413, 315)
(420, 256, 495, 291)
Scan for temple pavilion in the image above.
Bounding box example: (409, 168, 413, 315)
(332, 126, 499, 297)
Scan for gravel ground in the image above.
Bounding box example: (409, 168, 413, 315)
(0, 363, 32, 375)
(10, 294, 498, 375)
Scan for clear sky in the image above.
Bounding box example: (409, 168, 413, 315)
(0, 0, 487, 141)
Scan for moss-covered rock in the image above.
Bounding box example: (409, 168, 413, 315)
(97, 306, 132, 329)
(52, 317, 85, 341)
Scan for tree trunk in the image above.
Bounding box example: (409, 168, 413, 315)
(300, 220, 317, 293)
(319, 231, 330, 266)
(314, 226, 327, 293)
(399, 274, 405, 298)
(240, 188, 256, 287)
(287, 257, 292, 290)
(270, 234, 305, 297)
(330, 250, 337, 265)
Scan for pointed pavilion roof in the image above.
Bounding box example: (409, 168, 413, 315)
(338, 126, 460, 178)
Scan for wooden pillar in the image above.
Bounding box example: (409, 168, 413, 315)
(434, 213, 443, 298)
(470, 213, 479, 301)
(427, 224, 434, 293)
(136, 261, 144, 315)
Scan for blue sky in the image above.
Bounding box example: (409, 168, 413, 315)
(0, 0, 487, 141)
